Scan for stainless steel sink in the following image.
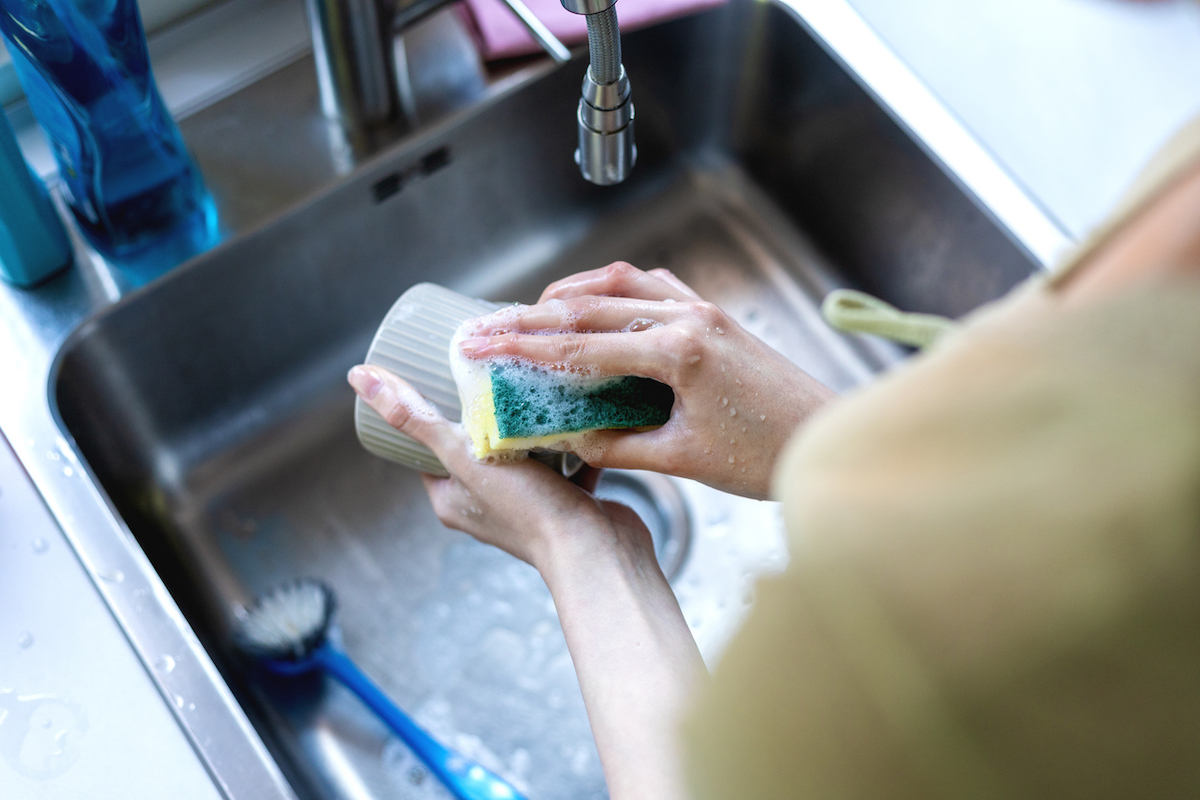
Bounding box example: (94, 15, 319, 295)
(25, 1, 1070, 798)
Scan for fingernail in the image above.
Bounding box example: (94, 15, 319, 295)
(459, 338, 487, 356)
(347, 366, 383, 399)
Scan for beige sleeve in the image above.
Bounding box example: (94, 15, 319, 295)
(680, 283, 1200, 800)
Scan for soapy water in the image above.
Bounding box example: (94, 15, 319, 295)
(0, 690, 88, 780)
(460, 302, 663, 338)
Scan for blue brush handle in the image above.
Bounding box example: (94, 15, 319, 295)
(311, 644, 526, 800)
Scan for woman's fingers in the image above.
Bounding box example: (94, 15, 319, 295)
(646, 268, 702, 299)
(348, 366, 466, 468)
(457, 329, 682, 381)
(471, 296, 687, 335)
(539, 262, 696, 303)
(569, 428, 676, 473)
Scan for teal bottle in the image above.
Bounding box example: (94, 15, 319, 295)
(0, 109, 71, 287)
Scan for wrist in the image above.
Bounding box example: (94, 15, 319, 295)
(533, 506, 661, 598)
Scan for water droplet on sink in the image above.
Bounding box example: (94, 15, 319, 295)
(31, 537, 48, 554)
(172, 694, 185, 709)
(41, 717, 53, 729)
(156, 655, 176, 673)
(98, 568, 124, 584)
(571, 747, 591, 775)
(408, 766, 427, 785)
(509, 747, 531, 777)
(61, 466, 73, 477)
(17, 632, 34, 649)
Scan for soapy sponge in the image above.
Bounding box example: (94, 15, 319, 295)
(450, 337, 673, 459)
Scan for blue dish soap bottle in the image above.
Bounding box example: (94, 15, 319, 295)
(0, 0, 217, 281)
(0, 108, 71, 287)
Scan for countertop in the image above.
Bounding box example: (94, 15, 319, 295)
(848, 0, 1200, 239)
(0, 431, 223, 799)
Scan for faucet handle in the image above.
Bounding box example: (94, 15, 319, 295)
(500, 0, 572, 63)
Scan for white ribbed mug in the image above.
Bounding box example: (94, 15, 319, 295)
(354, 283, 583, 478)
(355, 283, 500, 476)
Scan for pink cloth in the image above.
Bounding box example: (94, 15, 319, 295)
(463, 0, 726, 61)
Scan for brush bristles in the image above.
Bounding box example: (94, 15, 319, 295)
(234, 579, 334, 661)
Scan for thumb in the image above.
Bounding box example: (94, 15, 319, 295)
(348, 365, 465, 467)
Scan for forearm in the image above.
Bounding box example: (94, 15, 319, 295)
(538, 520, 705, 800)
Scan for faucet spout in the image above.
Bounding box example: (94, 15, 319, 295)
(308, 0, 571, 134)
(561, 0, 636, 185)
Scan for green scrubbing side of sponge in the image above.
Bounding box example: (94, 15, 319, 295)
(490, 363, 674, 440)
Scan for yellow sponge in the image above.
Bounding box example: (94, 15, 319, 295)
(450, 334, 673, 459)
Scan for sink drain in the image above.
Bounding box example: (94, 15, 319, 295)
(594, 470, 691, 581)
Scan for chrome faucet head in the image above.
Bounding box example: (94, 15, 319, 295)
(575, 66, 636, 186)
(562, 0, 635, 185)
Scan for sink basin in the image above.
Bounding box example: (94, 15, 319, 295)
(53, 2, 1044, 798)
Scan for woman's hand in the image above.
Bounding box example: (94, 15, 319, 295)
(348, 364, 704, 800)
(346, 363, 642, 568)
(457, 263, 836, 499)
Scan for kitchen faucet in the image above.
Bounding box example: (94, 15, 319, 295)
(560, 0, 635, 184)
(306, 0, 634, 185)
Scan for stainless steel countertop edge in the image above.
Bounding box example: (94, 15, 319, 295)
(2, 325, 299, 799)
